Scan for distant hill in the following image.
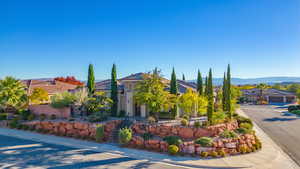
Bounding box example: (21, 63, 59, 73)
(190, 77, 300, 86)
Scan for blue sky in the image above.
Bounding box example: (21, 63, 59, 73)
(1, 0, 300, 80)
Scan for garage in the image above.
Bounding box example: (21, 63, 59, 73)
(269, 96, 284, 103)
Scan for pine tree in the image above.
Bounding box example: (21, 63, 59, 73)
(197, 70, 203, 95)
(222, 72, 227, 111)
(170, 67, 178, 117)
(87, 64, 95, 95)
(111, 64, 118, 117)
(226, 64, 232, 119)
(204, 76, 208, 96)
(182, 74, 186, 81)
(170, 68, 178, 94)
(207, 68, 214, 125)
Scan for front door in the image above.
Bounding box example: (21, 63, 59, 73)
(135, 104, 141, 117)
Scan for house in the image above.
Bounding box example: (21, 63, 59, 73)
(95, 73, 197, 117)
(241, 88, 297, 104)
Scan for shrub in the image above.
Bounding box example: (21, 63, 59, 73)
(235, 115, 253, 126)
(200, 151, 209, 158)
(291, 110, 300, 115)
(163, 136, 183, 146)
(159, 111, 175, 119)
(194, 121, 201, 128)
(18, 110, 31, 120)
(95, 124, 105, 142)
(0, 113, 7, 121)
(28, 114, 36, 121)
(235, 128, 252, 134)
(210, 151, 218, 157)
(194, 137, 213, 147)
(22, 125, 29, 130)
(142, 133, 153, 140)
(218, 149, 227, 157)
(147, 116, 156, 124)
(118, 110, 126, 117)
(168, 145, 179, 155)
(240, 122, 253, 130)
(239, 145, 248, 154)
(50, 114, 57, 120)
(8, 118, 19, 128)
(212, 112, 226, 125)
(88, 111, 108, 122)
(181, 119, 188, 126)
(288, 105, 300, 112)
(182, 115, 189, 120)
(220, 130, 237, 138)
(118, 128, 132, 144)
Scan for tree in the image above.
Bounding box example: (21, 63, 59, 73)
(197, 70, 203, 95)
(182, 74, 186, 81)
(170, 68, 178, 95)
(204, 76, 208, 96)
(206, 69, 214, 124)
(257, 83, 268, 104)
(111, 64, 118, 116)
(134, 69, 177, 119)
(178, 89, 198, 117)
(84, 91, 113, 115)
(226, 64, 232, 118)
(50, 92, 77, 109)
(87, 64, 95, 95)
(222, 72, 227, 111)
(0, 77, 27, 112)
(29, 88, 49, 104)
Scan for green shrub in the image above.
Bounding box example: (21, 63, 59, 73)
(194, 137, 213, 147)
(288, 105, 300, 112)
(194, 121, 201, 128)
(18, 110, 31, 120)
(0, 113, 7, 121)
(159, 111, 175, 119)
(40, 114, 46, 121)
(220, 130, 237, 138)
(50, 114, 57, 120)
(118, 110, 126, 117)
(200, 151, 209, 158)
(235, 128, 252, 134)
(95, 124, 105, 142)
(240, 122, 253, 130)
(235, 115, 253, 126)
(22, 125, 29, 130)
(210, 151, 218, 157)
(9, 118, 19, 128)
(28, 114, 36, 121)
(88, 111, 108, 122)
(168, 145, 179, 155)
(182, 115, 189, 120)
(212, 112, 226, 125)
(142, 133, 153, 140)
(118, 128, 132, 144)
(181, 119, 188, 126)
(147, 116, 156, 124)
(291, 110, 300, 115)
(163, 136, 183, 146)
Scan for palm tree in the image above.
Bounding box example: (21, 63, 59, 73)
(0, 77, 27, 112)
(257, 83, 268, 104)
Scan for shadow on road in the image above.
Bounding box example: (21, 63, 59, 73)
(263, 117, 298, 122)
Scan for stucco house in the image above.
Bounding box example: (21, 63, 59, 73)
(95, 73, 197, 117)
(241, 88, 297, 104)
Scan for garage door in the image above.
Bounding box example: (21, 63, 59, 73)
(269, 96, 284, 103)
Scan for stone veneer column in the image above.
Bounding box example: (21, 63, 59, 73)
(283, 96, 287, 103)
(126, 92, 133, 116)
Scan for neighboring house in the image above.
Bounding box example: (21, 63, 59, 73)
(241, 88, 297, 104)
(22, 79, 79, 102)
(95, 73, 197, 117)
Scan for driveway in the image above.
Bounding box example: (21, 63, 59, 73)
(0, 134, 186, 169)
(241, 105, 300, 166)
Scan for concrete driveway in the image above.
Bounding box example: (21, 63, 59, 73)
(241, 105, 300, 166)
(0, 135, 186, 169)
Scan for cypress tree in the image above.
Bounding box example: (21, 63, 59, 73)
(170, 68, 178, 94)
(197, 70, 203, 95)
(207, 68, 214, 125)
(226, 64, 232, 118)
(182, 74, 186, 81)
(170, 67, 178, 118)
(222, 72, 227, 111)
(204, 76, 208, 96)
(111, 64, 118, 117)
(87, 64, 95, 95)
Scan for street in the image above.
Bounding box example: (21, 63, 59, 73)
(241, 105, 300, 166)
(0, 135, 186, 169)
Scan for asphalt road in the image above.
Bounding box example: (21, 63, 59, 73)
(241, 105, 300, 166)
(0, 135, 187, 169)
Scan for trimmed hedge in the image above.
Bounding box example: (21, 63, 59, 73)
(163, 136, 182, 146)
(159, 111, 176, 120)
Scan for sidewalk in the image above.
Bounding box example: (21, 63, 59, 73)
(0, 109, 298, 169)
